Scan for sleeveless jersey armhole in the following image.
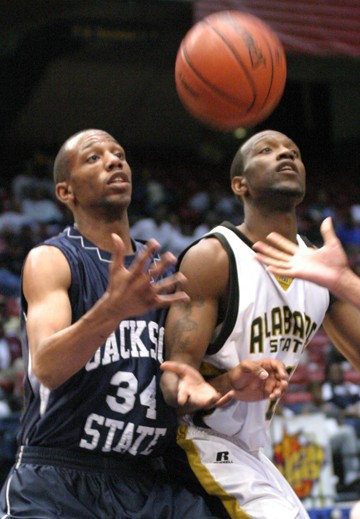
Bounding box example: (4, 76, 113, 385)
(206, 232, 239, 356)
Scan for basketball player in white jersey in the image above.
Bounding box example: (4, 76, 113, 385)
(160, 130, 360, 519)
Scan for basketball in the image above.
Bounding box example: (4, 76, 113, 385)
(175, 10, 287, 131)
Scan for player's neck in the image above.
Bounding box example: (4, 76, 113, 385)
(239, 211, 298, 243)
(73, 215, 133, 254)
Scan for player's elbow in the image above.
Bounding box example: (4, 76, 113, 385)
(32, 364, 61, 390)
(31, 354, 66, 390)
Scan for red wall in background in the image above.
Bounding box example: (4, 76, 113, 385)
(195, 0, 360, 57)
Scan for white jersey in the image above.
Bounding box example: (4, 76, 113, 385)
(183, 222, 330, 451)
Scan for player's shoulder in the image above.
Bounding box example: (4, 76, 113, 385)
(177, 235, 229, 298)
(26, 242, 68, 263)
(24, 243, 70, 282)
(181, 234, 227, 265)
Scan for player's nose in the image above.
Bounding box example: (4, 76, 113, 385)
(277, 147, 295, 160)
(105, 151, 123, 169)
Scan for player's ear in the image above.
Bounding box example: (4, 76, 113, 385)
(56, 181, 74, 204)
(231, 175, 247, 197)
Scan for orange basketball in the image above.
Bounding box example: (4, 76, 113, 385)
(175, 10, 287, 131)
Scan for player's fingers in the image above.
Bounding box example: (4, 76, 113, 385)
(128, 239, 161, 275)
(151, 272, 190, 306)
(177, 386, 190, 406)
(153, 273, 190, 305)
(216, 391, 235, 407)
(266, 359, 288, 379)
(160, 360, 183, 374)
(110, 234, 126, 271)
(264, 266, 292, 278)
(253, 240, 293, 260)
(160, 361, 201, 381)
(240, 360, 269, 380)
(268, 380, 288, 400)
(265, 233, 299, 255)
(155, 292, 191, 307)
(320, 216, 337, 244)
(148, 251, 178, 278)
(153, 272, 187, 293)
(269, 388, 282, 400)
(253, 252, 291, 271)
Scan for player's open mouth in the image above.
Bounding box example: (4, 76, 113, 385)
(108, 172, 130, 184)
(277, 160, 298, 173)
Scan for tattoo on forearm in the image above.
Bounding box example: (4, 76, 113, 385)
(171, 299, 204, 353)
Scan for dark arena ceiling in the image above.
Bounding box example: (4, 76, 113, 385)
(1, 0, 360, 187)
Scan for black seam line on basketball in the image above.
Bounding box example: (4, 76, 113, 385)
(204, 17, 257, 113)
(181, 44, 250, 109)
(253, 24, 275, 112)
(181, 39, 254, 111)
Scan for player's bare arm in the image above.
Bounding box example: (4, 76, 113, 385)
(323, 301, 360, 372)
(161, 238, 228, 411)
(25, 236, 190, 390)
(161, 238, 289, 412)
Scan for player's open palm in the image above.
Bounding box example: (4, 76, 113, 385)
(161, 361, 221, 412)
(107, 234, 189, 318)
(253, 217, 348, 293)
(224, 358, 289, 403)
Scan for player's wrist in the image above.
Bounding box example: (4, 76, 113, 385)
(334, 267, 359, 302)
(99, 291, 128, 322)
(160, 371, 181, 408)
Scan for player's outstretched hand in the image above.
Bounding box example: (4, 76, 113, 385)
(160, 361, 221, 413)
(107, 235, 190, 319)
(217, 358, 289, 405)
(252, 217, 349, 295)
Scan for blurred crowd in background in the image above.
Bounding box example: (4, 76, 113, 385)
(1, 151, 360, 501)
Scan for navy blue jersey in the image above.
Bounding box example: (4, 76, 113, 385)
(18, 226, 177, 458)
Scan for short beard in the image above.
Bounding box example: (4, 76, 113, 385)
(256, 186, 305, 210)
(77, 197, 131, 222)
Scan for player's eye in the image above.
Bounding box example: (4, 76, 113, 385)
(259, 146, 272, 154)
(87, 154, 99, 163)
(114, 151, 125, 160)
(290, 149, 300, 158)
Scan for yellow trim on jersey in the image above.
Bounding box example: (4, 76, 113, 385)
(177, 425, 251, 519)
(274, 274, 293, 291)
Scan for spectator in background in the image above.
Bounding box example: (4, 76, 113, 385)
(131, 203, 174, 252)
(192, 211, 220, 240)
(322, 362, 360, 422)
(0, 317, 23, 417)
(0, 226, 40, 299)
(11, 159, 38, 204)
(0, 259, 21, 299)
(20, 185, 64, 225)
(0, 320, 11, 373)
(307, 189, 336, 226)
(0, 200, 38, 234)
(336, 209, 360, 254)
(131, 203, 196, 257)
(301, 380, 360, 491)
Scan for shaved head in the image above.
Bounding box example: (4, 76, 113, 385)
(230, 130, 288, 179)
(53, 129, 115, 184)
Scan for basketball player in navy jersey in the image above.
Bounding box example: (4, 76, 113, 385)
(161, 130, 360, 519)
(0, 128, 289, 518)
